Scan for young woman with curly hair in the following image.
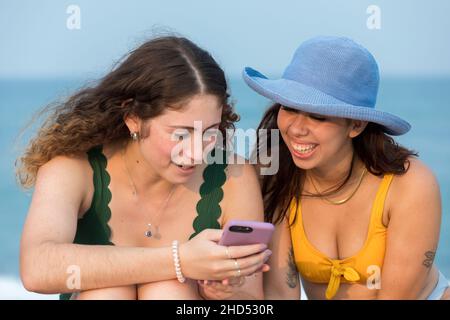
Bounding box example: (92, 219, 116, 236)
(18, 36, 271, 300)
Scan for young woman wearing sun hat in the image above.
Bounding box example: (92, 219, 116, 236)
(243, 36, 450, 300)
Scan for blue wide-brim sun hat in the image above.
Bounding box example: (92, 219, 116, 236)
(243, 36, 411, 136)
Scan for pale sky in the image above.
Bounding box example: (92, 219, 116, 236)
(1, 0, 450, 78)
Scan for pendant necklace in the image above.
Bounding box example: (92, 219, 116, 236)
(122, 149, 176, 239)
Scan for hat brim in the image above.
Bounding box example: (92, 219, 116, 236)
(243, 67, 411, 136)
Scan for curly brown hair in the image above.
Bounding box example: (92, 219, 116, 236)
(16, 36, 239, 188)
(255, 103, 418, 225)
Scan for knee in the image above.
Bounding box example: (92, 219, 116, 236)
(76, 285, 137, 300)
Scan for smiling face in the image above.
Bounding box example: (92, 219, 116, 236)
(126, 94, 223, 184)
(277, 105, 367, 174)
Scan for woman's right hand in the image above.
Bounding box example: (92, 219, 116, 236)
(179, 229, 272, 281)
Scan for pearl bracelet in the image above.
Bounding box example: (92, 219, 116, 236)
(171, 240, 186, 283)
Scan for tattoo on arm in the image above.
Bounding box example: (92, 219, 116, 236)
(286, 247, 299, 288)
(422, 251, 436, 268)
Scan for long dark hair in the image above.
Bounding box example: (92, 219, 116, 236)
(17, 36, 239, 188)
(256, 103, 418, 225)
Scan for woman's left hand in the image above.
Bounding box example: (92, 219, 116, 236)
(197, 277, 246, 300)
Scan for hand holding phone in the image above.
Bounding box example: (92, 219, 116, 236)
(219, 220, 274, 247)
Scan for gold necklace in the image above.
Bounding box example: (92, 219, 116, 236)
(121, 149, 176, 239)
(308, 167, 367, 205)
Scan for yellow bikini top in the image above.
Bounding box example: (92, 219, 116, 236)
(289, 174, 394, 300)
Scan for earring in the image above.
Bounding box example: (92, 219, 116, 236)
(130, 132, 140, 141)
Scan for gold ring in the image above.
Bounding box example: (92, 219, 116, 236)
(234, 259, 241, 277)
(225, 247, 232, 259)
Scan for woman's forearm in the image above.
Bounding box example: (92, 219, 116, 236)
(21, 241, 175, 294)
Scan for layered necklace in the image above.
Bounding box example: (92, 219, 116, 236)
(307, 166, 367, 205)
(121, 149, 176, 239)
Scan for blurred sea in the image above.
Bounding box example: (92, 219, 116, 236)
(0, 76, 449, 299)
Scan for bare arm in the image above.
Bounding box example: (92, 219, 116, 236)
(20, 156, 178, 294)
(377, 159, 442, 299)
(253, 156, 300, 299)
(199, 162, 268, 300)
(223, 162, 267, 299)
(20, 156, 269, 294)
(264, 215, 301, 300)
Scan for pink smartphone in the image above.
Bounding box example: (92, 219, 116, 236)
(219, 220, 274, 246)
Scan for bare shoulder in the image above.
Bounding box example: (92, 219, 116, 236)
(389, 157, 441, 219)
(22, 154, 94, 247)
(223, 154, 259, 186)
(221, 153, 264, 222)
(36, 153, 93, 215)
(37, 153, 90, 185)
(391, 157, 440, 194)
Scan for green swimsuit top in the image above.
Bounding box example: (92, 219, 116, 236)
(60, 145, 228, 300)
